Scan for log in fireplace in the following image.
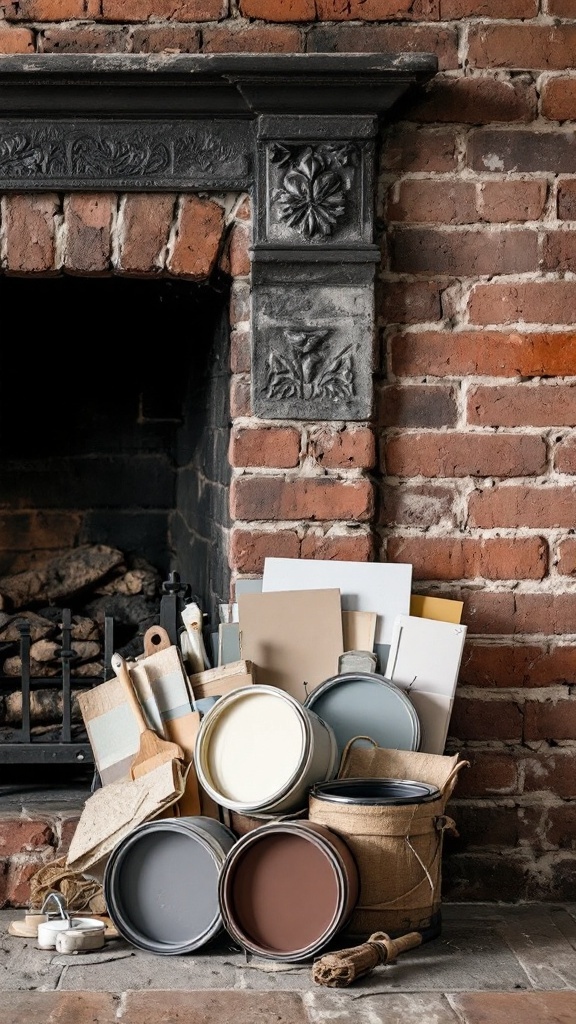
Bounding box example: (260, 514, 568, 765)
(0, 53, 437, 766)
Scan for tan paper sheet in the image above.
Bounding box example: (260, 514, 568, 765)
(237, 588, 344, 703)
(342, 610, 377, 652)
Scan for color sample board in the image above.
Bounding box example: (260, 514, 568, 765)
(237, 588, 344, 704)
(262, 558, 412, 646)
(410, 594, 464, 624)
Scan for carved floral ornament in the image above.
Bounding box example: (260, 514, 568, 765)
(269, 143, 358, 241)
(265, 328, 355, 402)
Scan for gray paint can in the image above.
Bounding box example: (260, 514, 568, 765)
(104, 815, 237, 955)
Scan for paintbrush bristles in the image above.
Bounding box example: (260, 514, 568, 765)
(312, 931, 423, 988)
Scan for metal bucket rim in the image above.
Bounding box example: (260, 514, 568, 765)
(194, 685, 317, 813)
(104, 816, 235, 954)
(219, 820, 357, 962)
(309, 777, 442, 805)
(303, 671, 421, 751)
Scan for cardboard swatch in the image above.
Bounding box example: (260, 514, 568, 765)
(407, 690, 454, 756)
(237, 588, 344, 703)
(188, 659, 256, 700)
(342, 610, 377, 652)
(78, 677, 144, 786)
(410, 594, 463, 625)
(262, 557, 412, 645)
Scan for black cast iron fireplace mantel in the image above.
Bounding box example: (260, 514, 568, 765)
(0, 53, 437, 420)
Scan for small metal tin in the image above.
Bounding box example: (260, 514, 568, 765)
(309, 777, 441, 806)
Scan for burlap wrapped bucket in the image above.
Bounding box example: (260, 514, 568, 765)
(308, 738, 468, 939)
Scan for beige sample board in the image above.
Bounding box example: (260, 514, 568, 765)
(77, 677, 143, 786)
(262, 557, 412, 645)
(342, 610, 377, 652)
(237, 588, 344, 703)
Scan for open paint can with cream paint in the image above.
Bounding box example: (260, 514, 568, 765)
(218, 820, 359, 962)
(104, 815, 237, 955)
(194, 684, 338, 814)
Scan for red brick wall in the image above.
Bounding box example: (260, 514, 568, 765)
(2, 3, 576, 903)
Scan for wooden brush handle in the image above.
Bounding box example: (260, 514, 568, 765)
(111, 653, 147, 734)
(371, 931, 423, 962)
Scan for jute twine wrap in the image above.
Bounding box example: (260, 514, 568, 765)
(308, 738, 469, 938)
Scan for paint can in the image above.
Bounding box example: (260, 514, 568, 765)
(194, 685, 338, 814)
(219, 820, 359, 962)
(103, 815, 237, 955)
(304, 672, 421, 763)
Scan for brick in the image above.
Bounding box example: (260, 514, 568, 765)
(0, 819, 53, 856)
(555, 438, 576, 473)
(378, 279, 442, 324)
(558, 178, 576, 219)
(230, 476, 374, 522)
(451, 993, 576, 1024)
(315, 0, 440, 18)
(230, 328, 251, 374)
(480, 180, 547, 222)
(226, 221, 251, 278)
(387, 536, 547, 581)
(2, 0, 99, 17)
(300, 531, 374, 561)
(468, 383, 576, 427)
(230, 281, 250, 326)
(0, 511, 80, 553)
(230, 377, 252, 417)
(239, 0, 315, 17)
(4, 860, 44, 907)
(307, 25, 459, 72)
(442, 0, 537, 12)
(307, 425, 375, 470)
(57, 815, 80, 855)
(546, 805, 576, 849)
(469, 486, 576, 529)
(202, 24, 303, 52)
(229, 528, 300, 573)
(409, 74, 537, 125)
(391, 330, 576, 377)
(542, 77, 576, 122)
(450, 696, 523, 741)
(131, 25, 201, 51)
(557, 539, 576, 575)
(542, 230, 576, 273)
(229, 426, 301, 468)
(4, 194, 58, 273)
(461, 642, 576, 688)
(382, 126, 458, 173)
(123, 991, 310, 1024)
(525, 698, 576, 741)
(390, 227, 538, 276)
(443, 851, 531, 902)
(468, 129, 576, 174)
(468, 24, 576, 70)
(118, 194, 175, 274)
(2, 992, 118, 1024)
(168, 196, 225, 280)
(524, 750, 576, 799)
(103, 0, 225, 18)
(378, 384, 457, 428)
(63, 194, 114, 272)
(469, 282, 576, 325)
(453, 751, 518, 798)
(455, 804, 520, 848)
(40, 26, 130, 51)
(386, 180, 477, 224)
(0, 28, 34, 50)
(384, 433, 545, 478)
(380, 483, 457, 527)
(548, 0, 576, 12)
(466, 590, 576, 636)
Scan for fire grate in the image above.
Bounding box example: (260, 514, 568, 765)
(0, 609, 115, 765)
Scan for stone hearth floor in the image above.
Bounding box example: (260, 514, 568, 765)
(2, 903, 576, 1023)
(2, 780, 576, 1021)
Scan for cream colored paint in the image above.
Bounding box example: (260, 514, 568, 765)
(204, 691, 306, 804)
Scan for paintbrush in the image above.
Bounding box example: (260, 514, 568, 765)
(111, 653, 184, 780)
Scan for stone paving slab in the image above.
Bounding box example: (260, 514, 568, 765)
(449, 991, 576, 1024)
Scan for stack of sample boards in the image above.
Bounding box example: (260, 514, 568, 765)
(230, 557, 466, 756)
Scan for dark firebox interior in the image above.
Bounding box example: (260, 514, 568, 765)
(0, 273, 232, 633)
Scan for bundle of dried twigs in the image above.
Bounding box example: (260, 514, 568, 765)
(312, 930, 423, 988)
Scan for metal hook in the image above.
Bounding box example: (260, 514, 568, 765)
(40, 892, 69, 922)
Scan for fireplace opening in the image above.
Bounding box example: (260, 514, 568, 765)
(0, 271, 232, 618)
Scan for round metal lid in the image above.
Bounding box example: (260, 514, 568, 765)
(309, 777, 441, 805)
(304, 672, 420, 759)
